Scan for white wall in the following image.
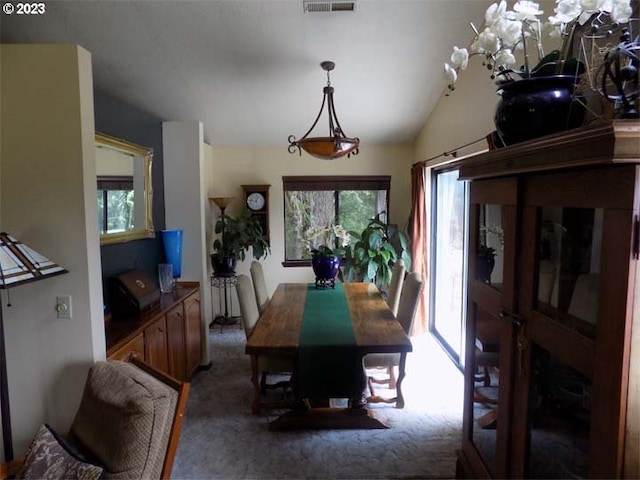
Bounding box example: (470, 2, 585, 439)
(163, 121, 212, 365)
(207, 144, 414, 310)
(0, 45, 104, 455)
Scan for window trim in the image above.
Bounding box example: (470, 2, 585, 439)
(282, 175, 391, 267)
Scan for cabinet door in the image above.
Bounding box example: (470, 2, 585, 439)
(144, 316, 168, 373)
(463, 177, 519, 479)
(512, 165, 639, 478)
(166, 304, 186, 381)
(184, 291, 202, 377)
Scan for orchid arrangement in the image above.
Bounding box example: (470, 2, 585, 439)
(444, 0, 633, 92)
(303, 224, 351, 258)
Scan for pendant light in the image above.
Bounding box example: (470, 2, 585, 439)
(288, 61, 360, 160)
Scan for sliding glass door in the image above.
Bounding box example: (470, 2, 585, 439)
(430, 167, 468, 366)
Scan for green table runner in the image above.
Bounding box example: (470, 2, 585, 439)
(298, 283, 362, 399)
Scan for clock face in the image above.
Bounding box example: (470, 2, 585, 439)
(246, 192, 266, 211)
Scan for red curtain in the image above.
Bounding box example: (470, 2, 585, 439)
(409, 163, 428, 336)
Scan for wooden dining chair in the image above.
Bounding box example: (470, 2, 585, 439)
(364, 272, 423, 408)
(250, 260, 270, 315)
(236, 274, 292, 395)
(387, 259, 406, 317)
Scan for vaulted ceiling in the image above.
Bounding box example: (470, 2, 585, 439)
(2, 1, 498, 147)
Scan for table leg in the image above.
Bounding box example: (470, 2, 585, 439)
(396, 352, 407, 409)
(250, 354, 261, 414)
(348, 356, 368, 415)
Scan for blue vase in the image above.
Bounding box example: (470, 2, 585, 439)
(312, 255, 341, 289)
(161, 229, 183, 278)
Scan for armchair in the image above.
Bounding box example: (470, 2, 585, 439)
(3, 358, 189, 479)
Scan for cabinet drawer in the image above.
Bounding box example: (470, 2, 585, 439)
(108, 333, 144, 361)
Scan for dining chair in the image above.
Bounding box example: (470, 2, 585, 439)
(387, 259, 406, 317)
(250, 260, 270, 315)
(364, 272, 423, 408)
(236, 274, 292, 395)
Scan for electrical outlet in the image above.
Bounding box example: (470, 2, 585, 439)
(56, 295, 72, 320)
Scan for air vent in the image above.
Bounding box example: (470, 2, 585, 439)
(303, 1, 356, 13)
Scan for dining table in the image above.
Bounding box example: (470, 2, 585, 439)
(245, 281, 413, 430)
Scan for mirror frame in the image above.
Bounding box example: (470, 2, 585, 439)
(96, 132, 155, 245)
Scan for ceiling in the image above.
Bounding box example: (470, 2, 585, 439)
(1, 0, 492, 147)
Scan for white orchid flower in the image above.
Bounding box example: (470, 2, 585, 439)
(494, 18, 523, 46)
(450, 46, 469, 70)
(494, 49, 517, 66)
(485, 0, 508, 26)
(475, 28, 501, 54)
(513, 1, 544, 20)
(444, 63, 458, 85)
(548, 0, 582, 24)
(611, 0, 632, 22)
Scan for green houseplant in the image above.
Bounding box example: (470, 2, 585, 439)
(211, 209, 270, 277)
(341, 214, 411, 288)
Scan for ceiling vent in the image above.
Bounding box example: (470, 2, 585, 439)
(303, 1, 356, 13)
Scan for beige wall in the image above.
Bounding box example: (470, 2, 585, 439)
(207, 144, 414, 300)
(0, 45, 104, 456)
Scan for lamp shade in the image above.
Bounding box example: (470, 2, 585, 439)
(0, 232, 68, 289)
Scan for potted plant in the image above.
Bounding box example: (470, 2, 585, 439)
(443, 0, 634, 145)
(341, 214, 412, 289)
(211, 209, 270, 277)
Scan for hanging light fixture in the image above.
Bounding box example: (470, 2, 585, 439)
(288, 61, 360, 160)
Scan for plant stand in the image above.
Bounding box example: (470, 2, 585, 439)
(210, 274, 240, 331)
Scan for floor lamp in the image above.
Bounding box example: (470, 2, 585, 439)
(0, 232, 68, 461)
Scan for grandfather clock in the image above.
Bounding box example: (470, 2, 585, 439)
(241, 184, 270, 243)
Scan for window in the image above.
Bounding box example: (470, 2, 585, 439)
(283, 176, 390, 265)
(97, 176, 134, 234)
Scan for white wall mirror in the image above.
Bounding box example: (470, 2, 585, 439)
(96, 132, 154, 245)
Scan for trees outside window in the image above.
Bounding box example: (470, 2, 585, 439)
(283, 176, 390, 265)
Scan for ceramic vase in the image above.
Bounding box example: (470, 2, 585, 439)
(494, 75, 585, 146)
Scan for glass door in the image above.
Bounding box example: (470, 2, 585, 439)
(462, 177, 519, 478)
(512, 166, 637, 478)
(430, 168, 468, 365)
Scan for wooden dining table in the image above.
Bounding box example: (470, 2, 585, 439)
(245, 281, 412, 430)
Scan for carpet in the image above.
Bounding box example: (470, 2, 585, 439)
(171, 325, 463, 479)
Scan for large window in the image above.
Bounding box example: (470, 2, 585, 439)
(283, 176, 390, 265)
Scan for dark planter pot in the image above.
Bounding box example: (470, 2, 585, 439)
(494, 75, 585, 146)
(476, 254, 496, 284)
(211, 254, 237, 278)
(312, 255, 341, 289)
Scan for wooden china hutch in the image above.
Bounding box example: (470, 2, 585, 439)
(455, 121, 640, 478)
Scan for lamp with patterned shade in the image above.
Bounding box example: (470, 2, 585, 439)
(0, 232, 68, 461)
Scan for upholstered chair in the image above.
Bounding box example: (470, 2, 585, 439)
(387, 259, 406, 317)
(250, 260, 270, 315)
(364, 272, 423, 408)
(236, 274, 292, 393)
(3, 359, 189, 480)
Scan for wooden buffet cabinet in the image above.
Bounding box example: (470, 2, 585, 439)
(455, 121, 640, 479)
(106, 282, 202, 381)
